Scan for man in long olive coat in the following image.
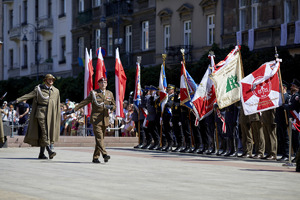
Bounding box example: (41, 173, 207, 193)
(12, 74, 60, 159)
(73, 77, 115, 163)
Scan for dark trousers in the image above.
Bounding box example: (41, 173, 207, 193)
(135, 120, 146, 145)
(145, 120, 158, 144)
(181, 112, 192, 147)
(277, 123, 289, 157)
(292, 129, 300, 155)
(163, 116, 173, 146)
(172, 116, 184, 145)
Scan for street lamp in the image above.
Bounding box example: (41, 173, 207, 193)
(22, 23, 40, 81)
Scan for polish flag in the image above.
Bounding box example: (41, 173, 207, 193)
(133, 62, 141, 111)
(158, 64, 168, 113)
(94, 47, 107, 89)
(115, 48, 127, 118)
(84, 48, 94, 116)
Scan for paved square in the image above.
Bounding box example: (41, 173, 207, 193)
(0, 147, 299, 200)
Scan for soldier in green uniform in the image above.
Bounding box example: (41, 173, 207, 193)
(261, 109, 277, 160)
(12, 74, 60, 159)
(73, 77, 115, 163)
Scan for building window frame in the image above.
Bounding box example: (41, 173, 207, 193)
(239, 0, 247, 31)
(79, 0, 84, 13)
(23, 0, 28, 24)
(78, 37, 84, 59)
(125, 25, 132, 53)
(95, 29, 101, 52)
(184, 20, 191, 47)
(251, 0, 258, 29)
(284, 0, 292, 23)
(9, 10, 13, 29)
(93, 0, 101, 7)
(107, 27, 113, 56)
(142, 21, 149, 51)
(59, 36, 66, 64)
(207, 15, 215, 46)
(23, 45, 28, 69)
(9, 49, 14, 69)
(47, 40, 52, 60)
(164, 25, 170, 52)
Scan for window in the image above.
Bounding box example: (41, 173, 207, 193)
(298, 0, 300, 20)
(23, 0, 28, 24)
(9, 49, 13, 69)
(95, 29, 101, 52)
(125, 25, 132, 53)
(184, 20, 191, 46)
(93, 0, 101, 7)
(164, 25, 170, 52)
(207, 15, 215, 45)
(23, 45, 28, 68)
(142, 21, 149, 51)
(239, 0, 247, 31)
(284, 0, 292, 23)
(48, 0, 52, 18)
(60, 37, 66, 63)
(35, 0, 39, 20)
(59, 0, 66, 16)
(47, 40, 52, 60)
(79, 0, 84, 12)
(107, 28, 113, 56)
(251, 0, 258, 29)
(9, 10, 13, 29)
(78, 37, 84, 59)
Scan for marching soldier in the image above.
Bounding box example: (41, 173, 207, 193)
(73, 77, 115, 163)
(224, 103, 239, 157)
(161, 84, 175, 152)
(275, 81, 290, 161)
(283, 78, 300, 162)
(154, 90, 167, 150)
(180, 106, 193, 153)
(261, 109, 277, 160)
(11, 74, 60, 159)
(141, 87, 153, 149)
(172, 88, 184, 152)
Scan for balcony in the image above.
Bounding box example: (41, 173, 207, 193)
(105, 1, 133, 17)
(3, 0, 14, 4)
(38, 16, 53, 33)
(31, 62, 53, 75)
(166, 45, 193, 63)
(77, 9, 93, 26)
(9, 26, 21, 41)
(8, 65, 20, 78)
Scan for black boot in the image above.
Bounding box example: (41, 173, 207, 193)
(134, 143, 144, 149)
(182, 145, 193, 153)
(164, 141, 173, 152)
(221, 139, 229, 156)
(173, 143, 184, 152)
(46, 145, 56, 159)
(229, 138, 238, 157)
(38, 147, 48, 159)
(142, 142, 152, 149)
(192, 144, 201, 154)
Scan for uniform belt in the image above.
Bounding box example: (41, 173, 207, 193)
(37, 104, 48, 107)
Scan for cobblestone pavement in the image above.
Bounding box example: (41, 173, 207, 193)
(0, 147, 299, 200)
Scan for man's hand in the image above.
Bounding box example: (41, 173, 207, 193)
(105, 105, 113, 110)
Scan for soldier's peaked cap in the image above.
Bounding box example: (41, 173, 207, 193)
(43, 74, 56, 81)
(167, 84, 175, 90)
(98, 76, 107, 82)
(291, 79, 300, 88)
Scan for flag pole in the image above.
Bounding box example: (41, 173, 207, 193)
(275, 47, 293, 166)
(181, 48, 195, 147)
(209, 50, 219, 151)
(160, 54, 167, 146)
(137, 56, 142, 145)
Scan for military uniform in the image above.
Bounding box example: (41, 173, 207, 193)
(15, 74, 60, 159)
(162, 90, 174, 151)
(154, 95, 166, 149)
(205, 112, 216, 154)
(239, 105, 253, 157)
(0, 109, 5, 144)
(146, 94, 159, 150)
(180, 106, 193, 153)
(249, 113, 265, 158)
(261, 109, 277, 159)
(224, 104, 239, 156)
(75, 88, 115, 161)
(214, 106, 226, 155)
(276, 92, 290, 160)
(171, 91, 184, 152)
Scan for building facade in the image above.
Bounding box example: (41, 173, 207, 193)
(2, 0, 73, 80)
(222, 0, 300, 54)
(155, 0, 222, 65)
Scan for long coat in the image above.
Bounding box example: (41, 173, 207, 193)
(17, 84, 61, 146)
(74, 89, 116, 126)
(0, 109, 4, 143)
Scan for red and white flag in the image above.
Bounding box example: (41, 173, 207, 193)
(94, 47, 106, 89)
(192, 55, 216, 121)
(115, 48, 127, 118)
(240, 60, 281, 115)
(84, 48, 94, 116)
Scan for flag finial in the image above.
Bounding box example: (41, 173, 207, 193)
(209, 51, 214, 56)
(137, 56, 142, 64)
(275, 47, 282, 62)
